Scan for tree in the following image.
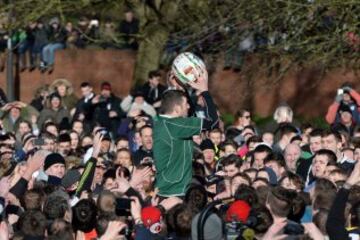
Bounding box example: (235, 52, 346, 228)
(0, 0, 358, 87)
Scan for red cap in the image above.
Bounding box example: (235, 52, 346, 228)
(141, 206, 162, 228)
(226, 200, 251, 223)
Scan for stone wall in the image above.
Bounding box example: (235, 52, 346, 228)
(0, 49, 358, 119)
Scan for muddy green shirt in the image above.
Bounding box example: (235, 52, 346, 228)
(153, 115, 202, 197)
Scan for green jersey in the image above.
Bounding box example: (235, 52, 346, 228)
(153, 115, 202, 197)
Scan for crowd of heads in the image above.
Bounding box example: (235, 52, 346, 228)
(0, 70, 358, 239)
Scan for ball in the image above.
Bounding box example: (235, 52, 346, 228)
(171, 52, 206, 84)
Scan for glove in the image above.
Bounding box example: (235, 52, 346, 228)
(343, 86, 352, 92)
(335, 94, 343, 103)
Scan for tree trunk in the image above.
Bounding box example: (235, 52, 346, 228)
(133, 24, 169, 86)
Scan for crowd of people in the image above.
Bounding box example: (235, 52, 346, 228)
(0, 64, 358, 240)
(0, 10, 139, 73)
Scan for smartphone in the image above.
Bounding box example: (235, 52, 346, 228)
(33, 138, 45, 146)
(115, 198, 133, 216)
(337, 88, 344, 95)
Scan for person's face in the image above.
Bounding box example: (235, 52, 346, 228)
(280, 177, 298, 191)
(342, 149, 354, 161)
(262, 133, 274, 146)
(224, 145, 236, 156)
(46, 163, 66, 179)
(100, 140, 111, 153)
(209, 132, 222, 146)
(354, 148, 360, 162)
(101, 89, 111, 98)
(340, 111, 352, 125)
(240, 111, 251, 127)
(253, 151, 267, 169)
(322, 135, 340, 154)
(125, 11, 134, 22)
(72, 121, 83, 136)
(116, 140, 129, 150)
(95, 161, 106, 184)
(51, 97, 61, 109)
(70, 132, 79, 150)
(328, 171, 347, 183)
(81, 136, 93, 147)
(231, 176, 249, 195)
(10, 108, 20, 119)
(284, 146, 301, 172)
(46, 126, 58, 137)
(58, 141, 71, 156)
(312, 154, 329, 178)
(81, 86, 92, 98)
(19, 122, 31, 136)
(115, 150, 132, 167)
(104, 178, 116, 190)
(309, 136, 322, 154)
(176, 97, 190, 117)
(252, 180, 267, 189)
(57, 85, 67, 97)
(140, 128, 153, 150)
(203, 149, 215, 165)
(342, 93, 351, 103)
(41, 138, 56, 151)
(224, 164, 239, 178)
(149, 76, 160, 87)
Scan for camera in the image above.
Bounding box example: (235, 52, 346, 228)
(115, 198, 133, 216)
(226, 221, 255, 240)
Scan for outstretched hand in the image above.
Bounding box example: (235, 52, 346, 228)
(187, 68, 208, 93)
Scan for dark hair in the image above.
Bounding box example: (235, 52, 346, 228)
(350, 201, 360, 227)
(313, 208, 329, 235)
(115, 136, 129, 145)
(234, 184, 259, 207)
(246, 135, 263, 147)
(148, 70, 161, 79)
(160, 90, 187, 115)
(278, 171, 304, 191)
(313, 192, 335, 211)
(80, 82, 91, 88)
(43, 122, 58, 133)
(276, 123, 298, 139)
(219, 140, 238, 152)
(231, 173, 251, 186)
(43, 194, 69, 220)
(309, 128, 324, 138)
(252, 206, 273, 234)
(235, 109, 250, 119)
(313, 178, 337, 200)
(185, 184, 208, 213)
(314, 149, 337, 165)
(96, 214, 118, 237)
(48, 219, 74, 240)
(266, 186, 302, 218)
(321, 129, 342, 142)
(264, 152, 286, 168)
(221, 154, 242, 168)
(22, 189, 45, 211)
(72, 199, 98, 232)
(139, 124, 152, 136)
(18, 210, 47, 237)
(172, 204, 193, 237)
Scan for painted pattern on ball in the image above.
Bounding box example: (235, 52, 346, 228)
(172, 52, 206, 84)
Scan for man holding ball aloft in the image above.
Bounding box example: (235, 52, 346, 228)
(153, 52, 219, 198)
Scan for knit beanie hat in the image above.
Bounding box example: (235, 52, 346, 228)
(141, 206, 162, 233)
(44, 153, 65, 171)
